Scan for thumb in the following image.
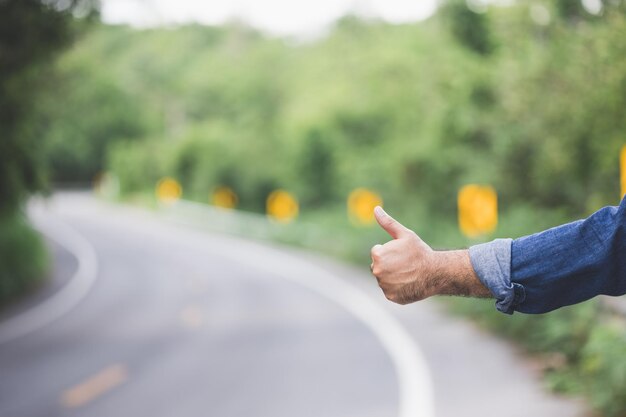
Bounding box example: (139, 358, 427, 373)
(374, 206, 411, 239)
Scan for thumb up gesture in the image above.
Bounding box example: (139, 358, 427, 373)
(370, 206, 436, 304)
(370, 206, 490, 304)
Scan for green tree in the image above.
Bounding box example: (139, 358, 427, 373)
(297, 128, 337, 207)
(39, 61, 146, 183)
(441, 0, 494, 55)
(0, 0, 98, 209)
(0, 0, 98, 305)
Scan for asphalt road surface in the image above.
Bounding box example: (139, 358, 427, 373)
(0, 193, 588, 417)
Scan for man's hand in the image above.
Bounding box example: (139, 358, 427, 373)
(370, 206, 436, 304)
(370, 206, 491, 304)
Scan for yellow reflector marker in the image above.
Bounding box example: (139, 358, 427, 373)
(266, 190, 299, 223)
(458, 184, 498, 238)
(156, 177, 182, 203)
(212, 186, 238, 209)
(348, 188, 383, 225)
(621, 145, 626, 199)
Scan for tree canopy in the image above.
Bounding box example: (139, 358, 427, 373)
(0, 0, 97, 212)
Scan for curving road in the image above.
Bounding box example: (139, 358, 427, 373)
(0, 193, 587, 417)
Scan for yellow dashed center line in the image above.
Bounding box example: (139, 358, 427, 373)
(61, 364, 128, 408)
(179, 305, 204, 329)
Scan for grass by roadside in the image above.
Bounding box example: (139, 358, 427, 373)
(0, 209, 48, 308)
(449, 297, 626, 416)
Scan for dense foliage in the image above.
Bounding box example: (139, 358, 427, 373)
(0, 211, 48, 303)
(0, 0, 96, 304)
(1, 0, 72, 211)
(43, 2, 626, 225)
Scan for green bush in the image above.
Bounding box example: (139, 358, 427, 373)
(0, 210, 47, 306)
(107, 140, 170, 195)
(581, 323, 626, 416)
(449, 297, 626, 417)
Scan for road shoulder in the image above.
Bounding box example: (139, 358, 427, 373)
(272, 245, 591, 417)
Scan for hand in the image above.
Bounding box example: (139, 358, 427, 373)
(370, 206, 437, 304)
(370, 206, 491, 304)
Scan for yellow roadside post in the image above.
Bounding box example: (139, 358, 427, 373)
(266, 190, 299, 223)
(156, 177, 182, 204)
(212, 186, 238, 209)
(619, 145, 626, 198)
(347, 188, 383, 225)
(458, 184, 498, 238)
(93, 172, 104, 194)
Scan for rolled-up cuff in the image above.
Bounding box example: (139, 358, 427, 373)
(469, 238, 524, 314)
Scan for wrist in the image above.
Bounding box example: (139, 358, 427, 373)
(427, 250, 490, 298)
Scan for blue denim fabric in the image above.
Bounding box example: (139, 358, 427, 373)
(470, 196, 626, 314)
(469, 239, 517, 313)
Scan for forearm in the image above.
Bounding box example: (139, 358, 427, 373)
(428, 250, 492, 298)
(390, 249, 492, 304)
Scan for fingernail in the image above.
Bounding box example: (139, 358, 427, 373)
(374, 206, 386, 216)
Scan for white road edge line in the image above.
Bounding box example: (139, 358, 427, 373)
(0, 206, 98, 345)
(212, 241, 436, 417)
(169, 199, 435, 417)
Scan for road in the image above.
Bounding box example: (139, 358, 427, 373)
(0, 193, 587, 417)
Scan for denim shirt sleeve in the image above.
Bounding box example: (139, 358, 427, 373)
(469, 238, 522, 314)
(510, 196, 626, 314)
(469, 196, 626, 314)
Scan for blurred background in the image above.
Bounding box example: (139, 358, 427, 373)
(1, 0, 626, 416)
